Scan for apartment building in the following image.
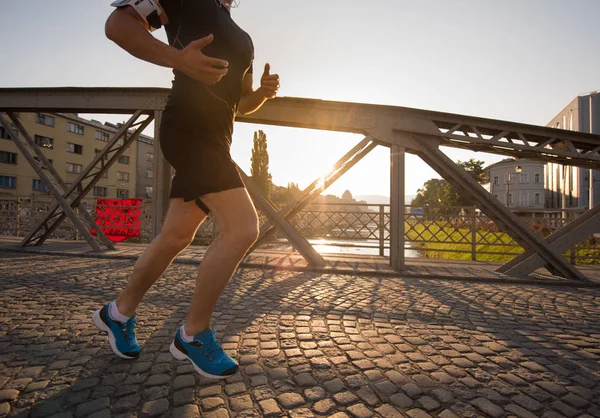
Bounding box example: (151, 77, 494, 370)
(0, 112, 154, 203)
(545, 91, 600, 210)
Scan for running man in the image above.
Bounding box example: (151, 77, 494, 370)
(92, 0, 280, 379)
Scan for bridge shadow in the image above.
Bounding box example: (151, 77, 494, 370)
(2, 252, 599, 416)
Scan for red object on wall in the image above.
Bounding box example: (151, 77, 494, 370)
(91, 199, 142, 243)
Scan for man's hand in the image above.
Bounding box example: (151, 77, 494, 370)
(258, 63, 280, 99)
(174, 34, 229, 84)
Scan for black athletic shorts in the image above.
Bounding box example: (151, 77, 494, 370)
(159, 115, 244, 215)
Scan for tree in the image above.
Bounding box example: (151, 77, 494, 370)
(412, 159, 487, 208)
(250, 130, 272, 197)
(458, 159, 487, 184)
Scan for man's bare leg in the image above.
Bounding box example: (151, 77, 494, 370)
(184, 187, 259, 335)
(116, 198, 207, 316)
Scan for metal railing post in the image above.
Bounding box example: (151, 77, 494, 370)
(15, 199, 21, 237)
(471, 207, 477, 261)
(379, 204, 385, 256)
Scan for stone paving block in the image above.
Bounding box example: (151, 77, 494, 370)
(313, 398, 336, 415)
(389, 393, 413, 408)
(561, 393, 589, 408)
(203, 408, 230, 418)
(470, 397, 503, 418)
(75, 397, 110, 418)
(550, 400, 579, 418)
(323, 378, 345, 394)
(0, 389, 19, 402)
(230, 394, 253, 411)
(259, 399, 281, 416)
(437, 409, 460, 418)
(505, 403, 539, 418)
(201, 397, 225, 411)
(112, 394, 140, 413)
(276, 392, 305, 409)
(172, 404, 200, 418)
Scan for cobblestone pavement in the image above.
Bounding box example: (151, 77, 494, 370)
(1, 252, 599, 418)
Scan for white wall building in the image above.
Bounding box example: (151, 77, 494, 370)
(486, 159, 546, 215)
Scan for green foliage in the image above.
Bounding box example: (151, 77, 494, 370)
(412, 159, 487, 208)
(250, 130, 272, 197)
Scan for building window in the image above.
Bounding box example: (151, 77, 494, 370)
(0, 176, 16, 189)
(67, 122, 84, 135)
(32, 179, 47, 192)
(66, 142, 83, 154)
(519, 172, 529, 184)
(0, 126, 18, 139)
(507, 173, 516, 184)
(534, 193, 541, 204)
(145, 169, 153, 178)
(95, 131, 110, 142)
(508, 193, 513, 205)
(117, 189, 129, 198)
(520, 192, 529, 207)
(493, 194, 499, 200)
(493, 176, 498, 185)
(117, 138, 125, 146)
(34, 135, 54, 149)
(118, 155, 130, 164)
(534, 173, 540, 184)
(93, 186, 108, 197)
(117, 171, 129, 181)
(66, 162, 83, 174)
(0, 151, 17, 164)
(145, 186, 153, 198)
(34, 157, 53, 169)
(36, 113, 55, 127)
(147, 152, 154, 162)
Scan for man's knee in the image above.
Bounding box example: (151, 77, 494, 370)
(225, 215, 259, 247)
(158, 230, 195, 252)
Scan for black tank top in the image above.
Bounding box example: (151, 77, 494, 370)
(160, 0, 254, 147)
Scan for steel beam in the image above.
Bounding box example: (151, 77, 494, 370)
(151, 110, 171, 238)
(21, 111, 153, 248)
(497, 204, 600, 276)
(251, 137, 377, 250)
(1, 88, 599, 168)
(237, 167, 326, 267)
(390, 145, 406, 270)
(402, 132, 587, 281)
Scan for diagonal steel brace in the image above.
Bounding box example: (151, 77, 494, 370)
(237, 167, 326, 267)
(251, 137, 378, 250)
(0, 113, 104, 251)
(2, 112, 116, 250)
(20, 111, 153, 248)
(404, 132, 587, 281)
(497, 204, 600, 277)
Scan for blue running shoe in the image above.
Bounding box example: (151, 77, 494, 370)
(170, 328, 238, 379)
(92, 303, 141, 359)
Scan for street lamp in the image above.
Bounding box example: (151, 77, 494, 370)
(505, 165, 522, 208)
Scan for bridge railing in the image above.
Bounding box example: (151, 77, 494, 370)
(1, 198, 598, 264)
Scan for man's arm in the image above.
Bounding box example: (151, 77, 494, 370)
(105, 6, 229, 85)
(238, 63, 280, 115)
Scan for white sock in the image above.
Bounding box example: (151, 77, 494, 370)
(109, 301, 131, 323)
(181, 325, 194, 342)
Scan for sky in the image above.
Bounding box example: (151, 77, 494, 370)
(2, 0, 599, 199)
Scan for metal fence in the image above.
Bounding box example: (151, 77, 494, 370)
(1, 198, 598, 264)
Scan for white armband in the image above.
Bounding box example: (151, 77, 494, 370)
(110, 0, 164, 31)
